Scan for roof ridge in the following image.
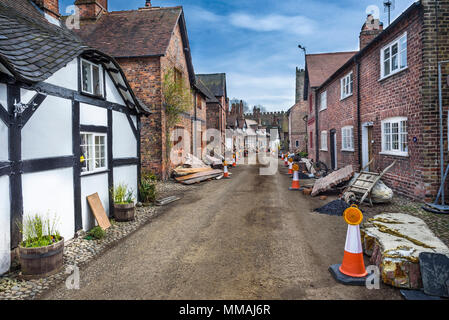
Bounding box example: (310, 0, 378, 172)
(107, 6, 183, 14)
(306, 51, 358, 57)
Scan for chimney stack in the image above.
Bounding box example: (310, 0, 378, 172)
(146, 0, 152, 7)
(75, 0, 108, 21)
(32, 0, 60, 20)
(360, 14, 383, 50)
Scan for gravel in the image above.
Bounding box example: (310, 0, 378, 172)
(314, 199, 350, 216)
(0, 180, 186, 300)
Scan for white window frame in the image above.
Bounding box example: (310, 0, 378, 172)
(340, 72, 353, 100)
(381, 117, 408, 157)
(320, 131, 328, 151)
(81, 58, 104, 97)
(341, 126, 354, 151)
(319, 91, 327, 111)
(380, 32, 407, 80)
(80, 132, 107, 174)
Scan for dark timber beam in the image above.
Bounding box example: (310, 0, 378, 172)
(0, 162, 11, 177)
(21, 156, 75, 174)
(72, 101, 82, 232)
(80, 124, 108, 133)
(107, 109, 114, 219)
(126, 113, 138, 140)
(8, 84, 22, 248)
(112, 158, 139, 167)
(0, 104, 10, 126)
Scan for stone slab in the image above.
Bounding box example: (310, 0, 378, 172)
(419, 252, 449, 298)
(328, 264, 369, 286)
(311, 165, 354, 196)
(361, 213, 449, 289)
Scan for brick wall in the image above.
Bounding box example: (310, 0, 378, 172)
(317, 64, 358, 171)
(289, 101, 308, 152)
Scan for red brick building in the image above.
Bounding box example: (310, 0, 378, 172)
(196, 73, 229, 156)
(73, 0, 199, 179)
(308, 0, 449, 201)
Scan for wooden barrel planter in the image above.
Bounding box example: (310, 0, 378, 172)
(19, 238, 64, 280)
(114, 203, 135, 222)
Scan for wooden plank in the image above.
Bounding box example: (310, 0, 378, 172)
(180, 173, 222, 185)
(87, 193, 111, 230)
(175, 169, 223, 182)
(174, 167, 213, 175)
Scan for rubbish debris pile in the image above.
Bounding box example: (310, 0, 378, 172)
(173, 154, 227, 185)
(315, 199, 350, 216)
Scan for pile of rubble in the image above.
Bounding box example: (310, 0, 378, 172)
(173, 154, 226, 185)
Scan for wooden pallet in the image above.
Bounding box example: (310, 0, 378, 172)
(343, 160, 396, 206)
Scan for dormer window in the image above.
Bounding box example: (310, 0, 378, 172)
(81, 59, 104, 97)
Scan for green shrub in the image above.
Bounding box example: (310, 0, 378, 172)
(18, 214, 61, 248)
(87, 226, 106, 240)
(139, 177, 158, 203)
(112, 183, 134, 204)
(298, 151, 308, 158)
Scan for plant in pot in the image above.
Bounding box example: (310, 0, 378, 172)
(112, 183, 136, 222)
(139, 172, 158, 206)
(18, 214, 64, 279)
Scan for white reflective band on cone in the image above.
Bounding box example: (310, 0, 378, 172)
(293, 171, 299, 181)
(224, 166, 228, 173)
(344, 224, 363, 254)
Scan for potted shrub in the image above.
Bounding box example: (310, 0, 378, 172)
(112, 183, 135, 222)
(18, 214, 64, 279)
(139, 172, 158, 206)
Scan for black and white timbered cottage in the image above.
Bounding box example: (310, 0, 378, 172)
(0, 1, 150, 274)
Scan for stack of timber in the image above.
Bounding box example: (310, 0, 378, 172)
(175, 169, 223, 185)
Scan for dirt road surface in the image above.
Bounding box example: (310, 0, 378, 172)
(41, 162, 401, 300)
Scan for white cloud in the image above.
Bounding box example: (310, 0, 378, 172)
(229, 13, 315, 35)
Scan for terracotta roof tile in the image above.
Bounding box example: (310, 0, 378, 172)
(306, 51, 357, 88)
(74, 7, 182, 58)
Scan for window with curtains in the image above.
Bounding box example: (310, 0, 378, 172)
(341, 126, 354, 151)
(81, 59, 103, 97)
(380, 33, 407, 79)
(80, 133, 107, 173)
(381, 117, 408, 156)
(320, 131, 328, 151)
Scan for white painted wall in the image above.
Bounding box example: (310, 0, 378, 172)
(0, 176, 10, 275)
(44, 58, 78, 91)
(80, 103, 107, 127)
(105, 73, 125, 106)
(113, 165, 138, 203)
(81, 173, 109, 231)
(113, 111, 137, 158)
(22, 168, 75, 242)
(0, 83, 6, 110)
(22, 95, 72, 160)
(0, 119, 7, 161)
(20, 88, 37, 105)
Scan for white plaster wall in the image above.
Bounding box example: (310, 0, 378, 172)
(80, 103, 107, 126)
(113, 111, 137, 158)
(0, 83, 6, 110)
(22, 95, 72, 160)
(113, 165, 138, 203)
(0, 176, 10, 275)
(44, 58, 78, 91)
(105, 73, 125, 106)
(20, 88, 37, 105)
(22, 168, 75, 242)
(80, 173, 109, 231)
(0, 119, 7, 161)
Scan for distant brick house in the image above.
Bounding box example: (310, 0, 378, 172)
(308, 0, 449, 201)
(73, 0, 199, 179)
(196, 73, 229, 155)
(288, 68, 308, 153)
(245, 108, 288, 150)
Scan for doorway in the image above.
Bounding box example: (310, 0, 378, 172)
(362, 123, 374, 171)
(330, 129, 337, 170)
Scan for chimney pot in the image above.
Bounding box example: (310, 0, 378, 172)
(146, 0, 152, 7)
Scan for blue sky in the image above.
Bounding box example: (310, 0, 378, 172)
(59, 0, 417, 111)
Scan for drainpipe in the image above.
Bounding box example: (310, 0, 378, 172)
(356, 59, 362, 170)
(314, 89, 319, 161)
(193, 91, 197, 156)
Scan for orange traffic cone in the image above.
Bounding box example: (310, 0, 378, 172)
(289, 164, 301, 190)
(284, 156, 288, 166)
(233, 154, 237, 167)
(288, 161, 293, 175)
(223, 162, 229, 178)
(281, 153, 284, 160)
(329, 205, 368, 285)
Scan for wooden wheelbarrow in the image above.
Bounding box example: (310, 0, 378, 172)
(343, 160, 396, 207)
